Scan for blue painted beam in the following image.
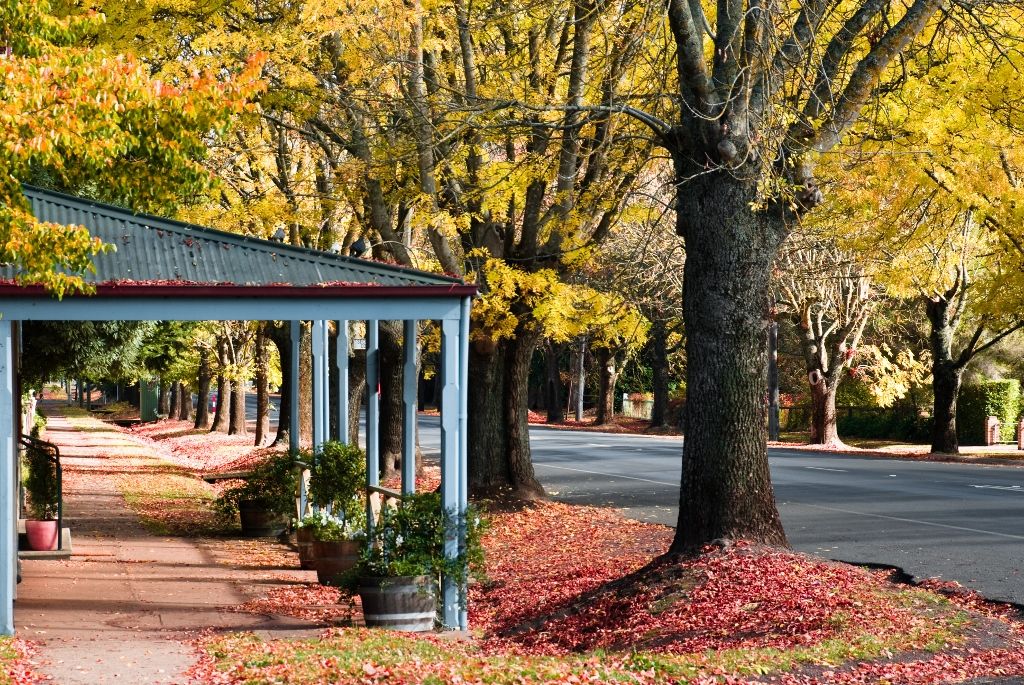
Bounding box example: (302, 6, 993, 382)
(0, 320, 13, 635)
(0, 297, 463, 322)
(402, 320, 418, 496)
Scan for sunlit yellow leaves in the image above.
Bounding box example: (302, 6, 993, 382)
(0, 0, 264, 294)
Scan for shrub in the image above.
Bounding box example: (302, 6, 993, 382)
(308, 440, 365, 522)
(958, 380, 1021, 445)
(215, 453, 297, 518)
(24, 442, 58, 520)
(355, 492, 486, 589)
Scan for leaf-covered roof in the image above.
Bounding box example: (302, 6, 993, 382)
(10, 186, 470, 293)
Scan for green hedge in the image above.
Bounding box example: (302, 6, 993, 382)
(837, 409, 930, 442)
(958, 380, 1021, 445)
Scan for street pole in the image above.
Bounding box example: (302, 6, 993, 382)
(768, 321, 780, 441)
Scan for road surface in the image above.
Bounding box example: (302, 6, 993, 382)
(418, 417, 1024, 604)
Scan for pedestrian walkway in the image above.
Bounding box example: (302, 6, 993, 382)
(15, 410, 318, 684)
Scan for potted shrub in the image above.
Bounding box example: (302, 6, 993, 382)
(216, 453, 297, 537)
(302, 441, 367, 581)
(23, 439, 59, 551)
(353, 492, 485, 632)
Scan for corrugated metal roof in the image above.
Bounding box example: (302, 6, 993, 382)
(11, 185, 466, 291)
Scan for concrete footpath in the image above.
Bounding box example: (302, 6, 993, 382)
(15, 411, 317, 684)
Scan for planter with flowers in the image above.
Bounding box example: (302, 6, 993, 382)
(353, 492, 485, 632)
(301, 441, 366, 583)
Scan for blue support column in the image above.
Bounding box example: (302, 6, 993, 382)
(458, 299, 471, 630)
(365, 320, 379, 534)
(336, 321, 349, 444)
(439, 318, 460, 629)
(401, 320, 417, 496)
(290, 321, 305, 517)
(0, 320, 14, 635)
(289, 321, 301, 455)
(311, 320, 326, 450)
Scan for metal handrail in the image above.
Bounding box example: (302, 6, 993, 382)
(19, 435, 62, 551)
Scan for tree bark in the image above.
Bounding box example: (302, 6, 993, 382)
(229, 375, 248, 435)
(931, 361, 962, 454)
(595, 347, 618, 425)
(157, 379, 169, 417)
(348, 348, 367, 446)
(927, 296, 961, 454)
(268, 323, 291, 447)
(672, 171, 787, 552)
(298, 323, 313, 445)
(545, 341, 565, 424)
(809, 376, 841, 446)
(468, 332, 545, 500)
(168, 380, 179, 419)
(177, 382, 192, 421)
(650, 322, 670, 428)
(194, 347, 211, 429)
(254, 323, 270, 446)
(210, 338, 231, 433)
(378, 320, 404, 477)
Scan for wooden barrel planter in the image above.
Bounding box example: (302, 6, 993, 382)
(311, 539, 361, 585)
(297, 528, 315, 570)
(357, 575, 436, 632)
(238, 500, 288, 537)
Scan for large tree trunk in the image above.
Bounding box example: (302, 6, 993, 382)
(268, 324, 291, 446)
(378, 320, 404, 477)
(210, 338, 231, 433)
(931, 362, 962, 454)
(468, 332, 545, 500)
(348, 348, 367, 446)
(157, 379, 170, 417)
(194, 347, 211, 429)
(545, 341, 565, 424)
(927, 296, 961, 454)
(672, 171, 787, 552)
(177, 381, 192, 421)
(254, 323, 270, 446)
(650, 322, 670, 428)
(229, 376, 248, 435)
(298, 323, 313, 445)
(168, 381, 179, 418)
(809, 376, 841, 446)
(595, 347, 619, 425)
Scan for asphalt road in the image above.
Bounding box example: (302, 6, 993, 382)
(418, 418, 1024, 605)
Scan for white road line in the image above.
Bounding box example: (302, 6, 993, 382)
(969, 485, 1024, 493)
(804, 466, 847, 472)
(794, 503, 1024, 541)
(535, 463, 678, 486)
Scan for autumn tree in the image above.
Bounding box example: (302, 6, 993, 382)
(0, 0, 259, 294)
(629, 0, 1005, 550)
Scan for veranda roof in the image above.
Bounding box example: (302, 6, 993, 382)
(0, 185, 475, 298)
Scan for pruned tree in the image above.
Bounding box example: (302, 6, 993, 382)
(776, 239, 875, 446)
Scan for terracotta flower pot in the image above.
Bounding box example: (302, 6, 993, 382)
(25, 519, 58, 551)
